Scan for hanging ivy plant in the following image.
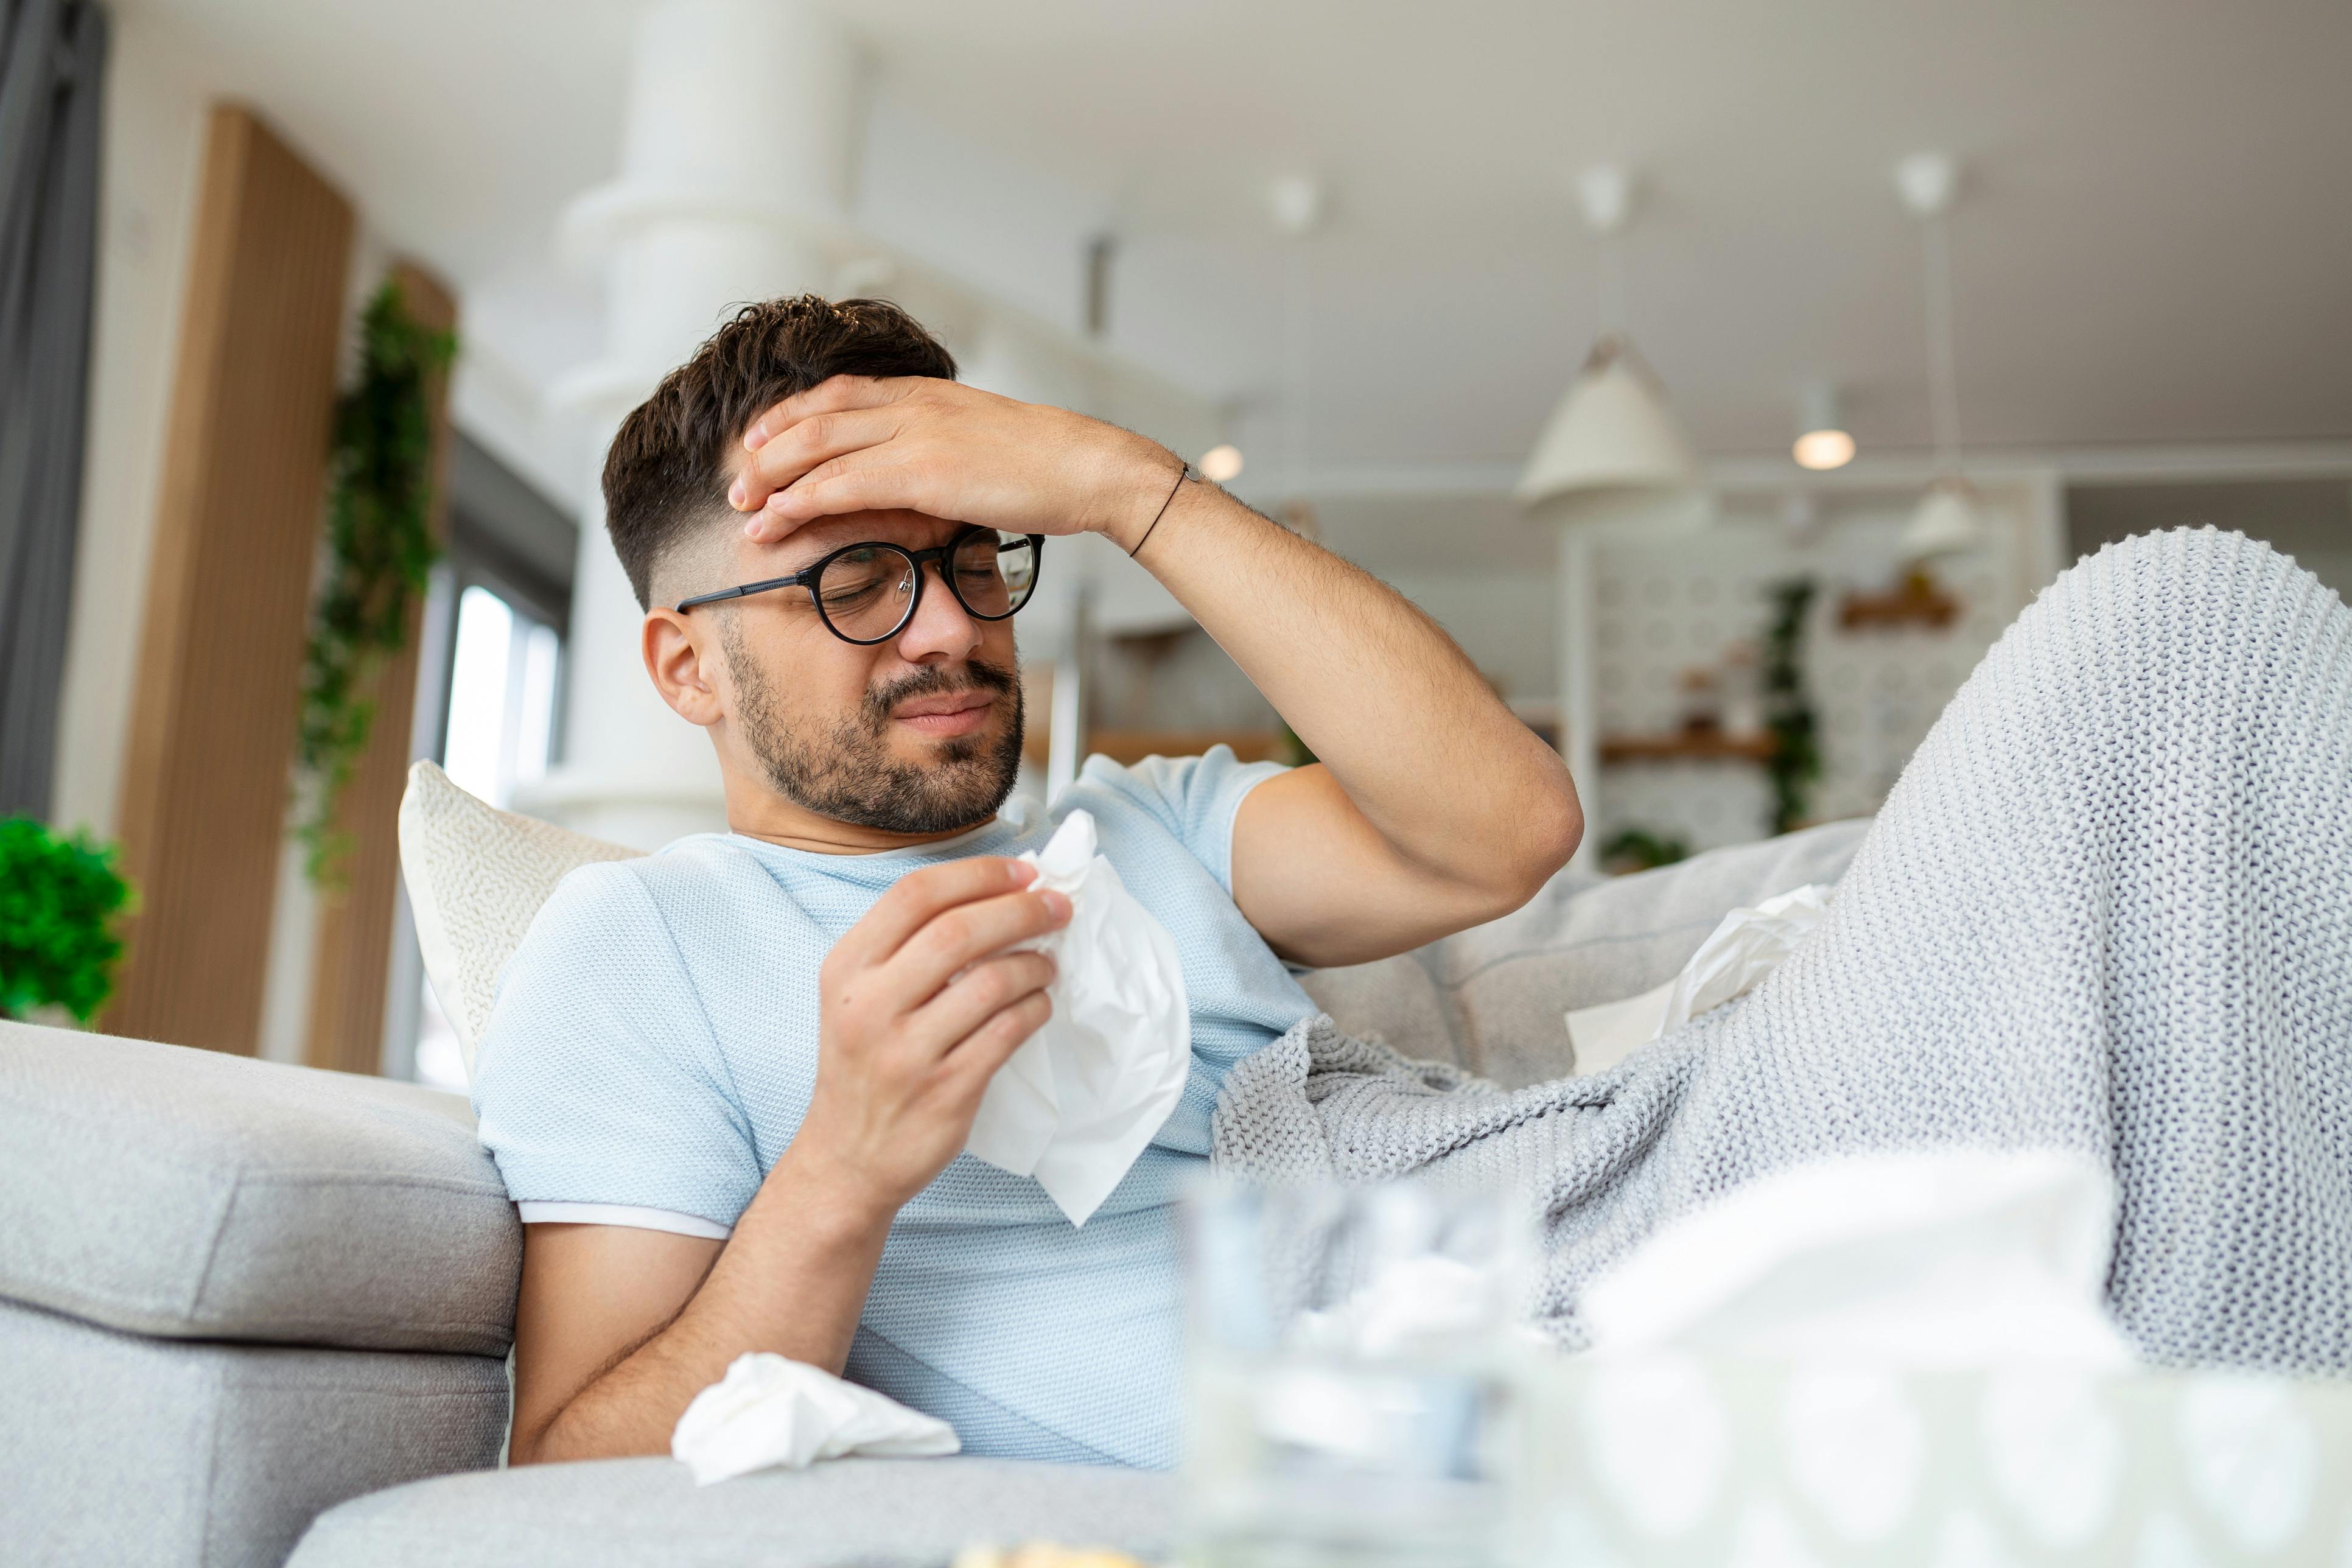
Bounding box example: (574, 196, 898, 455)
(1761, 577, 1822, 836)
(295, 279, 457, 886)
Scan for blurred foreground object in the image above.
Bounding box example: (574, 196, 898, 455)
(952, 1548, 1149, 1568)
(1581, 1150, 2129, 1367)
(1514, 1150, 2351, 1561)
(1516, 1350, 2352, 1563)
(1183, 1178, 1531, 1567)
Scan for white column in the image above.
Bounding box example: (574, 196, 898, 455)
(520, 0, 861, 849)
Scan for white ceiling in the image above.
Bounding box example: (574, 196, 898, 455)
(122, 0, 2352, 512)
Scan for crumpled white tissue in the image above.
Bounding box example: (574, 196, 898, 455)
(1581, 1148, 2135, 1367)
(1290, 1253, 1508, 1360)
(670, 1353, 960, 1485)
(964, 810, 1191, 1226)
(1564, 883, 1832, 1074)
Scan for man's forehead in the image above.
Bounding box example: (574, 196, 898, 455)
(742, 509, 964, 575)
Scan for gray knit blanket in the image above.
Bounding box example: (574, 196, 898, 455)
(1213, 528, 2352, 1377)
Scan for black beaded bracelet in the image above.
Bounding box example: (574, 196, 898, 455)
(1130, 463, 1189, 559)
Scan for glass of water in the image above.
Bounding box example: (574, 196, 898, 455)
(1181, 1176, 1533, 1568)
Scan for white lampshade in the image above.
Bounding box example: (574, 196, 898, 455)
(1517, 335, 1701, 508)
(1900, 475, 1986, 561)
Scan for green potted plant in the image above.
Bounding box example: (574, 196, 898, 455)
(0, 817, 134, 1025)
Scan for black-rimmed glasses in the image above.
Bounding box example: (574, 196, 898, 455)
(673, 528, 1044, 645)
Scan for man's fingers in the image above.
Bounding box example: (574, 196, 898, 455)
(743, 374, 915, 449)
(835, 858, 1038, 970)
(947, 990, 1054, 1088)
(909, 951, 1055, 1054)
(888, 884, 1072, 1001)
(744, 457, 933, 539)
(730, 405, 906, 514)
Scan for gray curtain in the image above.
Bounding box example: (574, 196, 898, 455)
(0, 0, 106, 819)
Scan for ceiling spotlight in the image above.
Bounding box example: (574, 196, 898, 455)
(1268, 175, 1325, 238)
(1199, 444, 1245, 483)
(1792, 384, 1855, 471)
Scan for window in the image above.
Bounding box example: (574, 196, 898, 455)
(388, 435, 576, 1093)
(408, 575, 567, 1093)
(443, 585, 561, 810)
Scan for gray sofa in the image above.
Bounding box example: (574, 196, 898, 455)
(0, 819, 1868, 1567)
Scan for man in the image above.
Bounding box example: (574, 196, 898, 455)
(474, 296, 1582, 1470)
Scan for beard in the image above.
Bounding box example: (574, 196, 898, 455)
(721, 621, 1026, 836)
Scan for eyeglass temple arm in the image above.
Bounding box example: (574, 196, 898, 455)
(673, 573, 805, 614)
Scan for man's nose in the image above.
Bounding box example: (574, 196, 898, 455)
(892, 558, 981, 662)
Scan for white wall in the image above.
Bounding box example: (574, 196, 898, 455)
(49, 7, 214, 838)
(54, 13, 401, 1062)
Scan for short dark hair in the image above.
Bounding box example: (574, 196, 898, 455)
(601, 295, 959, 609)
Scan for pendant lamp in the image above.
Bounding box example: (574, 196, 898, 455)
(1895, 153, 1984, 561)
(1519, 334, 1700, 505)
(1518, 166, 1700, 516)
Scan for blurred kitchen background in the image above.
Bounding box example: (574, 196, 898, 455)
(9, 1, 2349, 1088)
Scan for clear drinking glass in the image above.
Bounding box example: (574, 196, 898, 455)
(1181, 1177, 1532, 1568)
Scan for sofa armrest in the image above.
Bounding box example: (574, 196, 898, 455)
(0, 1021, 519, 1356)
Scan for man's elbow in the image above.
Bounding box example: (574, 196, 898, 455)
(1455, 772, 1582, 922)
(1510, 780, 1584, 901)
(1529, 786, 1584, 888)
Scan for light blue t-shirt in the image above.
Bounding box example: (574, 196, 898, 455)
(470, 747, 1314, 1468)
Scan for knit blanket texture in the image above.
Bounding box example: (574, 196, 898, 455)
(1211, 528, 2352, 1377)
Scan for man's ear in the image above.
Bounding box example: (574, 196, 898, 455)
(643, 608, 724, 728)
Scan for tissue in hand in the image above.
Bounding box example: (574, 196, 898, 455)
(670, 1353, 960, 1485)
(963, 810, 1191, 1226)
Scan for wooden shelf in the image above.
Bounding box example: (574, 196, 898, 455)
(1600, 730, 1777, 765)
(1839, 572, 1961, 631)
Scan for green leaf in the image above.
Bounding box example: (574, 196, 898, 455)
(294, 278, 458, 886)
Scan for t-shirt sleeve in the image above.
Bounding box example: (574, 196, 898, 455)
(468, 862, 763, 1231)
(1074, 743, 1289, 894)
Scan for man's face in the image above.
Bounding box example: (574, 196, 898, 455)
(685, 506, 1026, 836)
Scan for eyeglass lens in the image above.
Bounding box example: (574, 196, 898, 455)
(813, 532, 1038, 642)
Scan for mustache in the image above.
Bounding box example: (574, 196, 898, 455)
(860, 659, 1018, 726)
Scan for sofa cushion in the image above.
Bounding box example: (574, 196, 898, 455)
(0, 1021, 520, 1354)
(401, 756, 1873, 1096)
(1299, 818, 1873, 1086)
(401, 759, 642, 1078)
(0, 1295, 507, 1568)
(288, 1455, 1178, 1568)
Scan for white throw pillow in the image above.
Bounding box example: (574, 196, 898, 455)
(396, 761, 641, 1081)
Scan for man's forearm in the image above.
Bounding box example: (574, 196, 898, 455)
(1113, 479, 1580, 894)
(518, 1147, 894, 1465)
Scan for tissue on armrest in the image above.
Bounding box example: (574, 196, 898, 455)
(671, 1353, 961, 1485)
